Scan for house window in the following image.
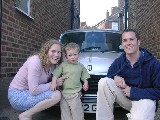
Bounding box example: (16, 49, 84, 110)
(16, 0, 31, 16)
(112, 22, 118, 30)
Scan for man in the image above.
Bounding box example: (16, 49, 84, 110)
(96, 29, 160, 120)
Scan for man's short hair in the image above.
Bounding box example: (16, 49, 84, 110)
(122, 29, 140, 40)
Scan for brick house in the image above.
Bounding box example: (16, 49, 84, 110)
(1, 0, 80, 79)
(118, 0, 160, 61)
(94, 6, 120, 30)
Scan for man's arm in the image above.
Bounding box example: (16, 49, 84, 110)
(130, 87, 160, 100)
(130, 60, 160, 100)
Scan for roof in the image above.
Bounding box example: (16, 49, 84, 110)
(61, 29, 121, 35)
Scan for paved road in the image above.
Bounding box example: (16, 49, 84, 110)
(1, 106, 160, 120)
(33, 107, 128, 120)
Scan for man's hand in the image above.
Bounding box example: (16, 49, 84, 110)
(122, 85, 131, 97)
(114, 76, 126, 89)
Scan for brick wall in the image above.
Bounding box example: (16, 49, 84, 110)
(118, 0, 160, 61)
(119, 0, 160, 60)
(1, 0, 80, 78)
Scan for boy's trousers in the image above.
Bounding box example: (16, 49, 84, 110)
(96, 77, 156, 120)
(60, 92, 84, 120)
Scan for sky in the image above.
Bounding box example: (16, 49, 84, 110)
(80, 0, 118, 26)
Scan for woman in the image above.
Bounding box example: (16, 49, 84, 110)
(8, 39, 65, 120)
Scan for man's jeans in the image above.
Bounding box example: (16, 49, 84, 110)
(96, 77, 156, 120)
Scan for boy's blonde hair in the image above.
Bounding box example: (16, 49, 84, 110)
(64, 42, 80, 54)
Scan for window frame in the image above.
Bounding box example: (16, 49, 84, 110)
(15, 0, 33, 19)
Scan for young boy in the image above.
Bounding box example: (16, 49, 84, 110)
(51, 42, 90, 120)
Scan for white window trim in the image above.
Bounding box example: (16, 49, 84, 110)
(15, 0, 34, 19)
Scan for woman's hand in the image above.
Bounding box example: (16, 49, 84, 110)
(56, 76, 68, 86)
(50, 81, 57, 91)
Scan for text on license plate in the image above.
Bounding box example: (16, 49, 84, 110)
(82, 103, 96, 113)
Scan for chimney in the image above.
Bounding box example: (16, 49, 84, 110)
(106, 10, 109, 20)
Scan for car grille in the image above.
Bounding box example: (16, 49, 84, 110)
(82, 75, 107, 94)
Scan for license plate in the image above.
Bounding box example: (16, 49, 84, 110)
(82, 103, 96, 113)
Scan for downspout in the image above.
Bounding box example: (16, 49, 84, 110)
(78, 0, 80, 28)
(124, 0, 128, 29)
(70, 0, 74, 30)
(0, 0, 2, 39)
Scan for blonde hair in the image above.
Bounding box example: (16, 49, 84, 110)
(33, 39, 63, 69)
(64, 42, 80, 54)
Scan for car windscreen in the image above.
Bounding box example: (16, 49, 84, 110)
(60, 31, 122, 52)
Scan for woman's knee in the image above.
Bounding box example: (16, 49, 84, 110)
(51, 90, 61, 102)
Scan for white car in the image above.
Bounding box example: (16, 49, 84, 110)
(60, 29, 123, 113)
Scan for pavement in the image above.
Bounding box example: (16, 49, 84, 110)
(1, 78, 160, 120)
(0, 106, 128, 120)
(1, 105, 160, 120)
(0, 106, 61, 120)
